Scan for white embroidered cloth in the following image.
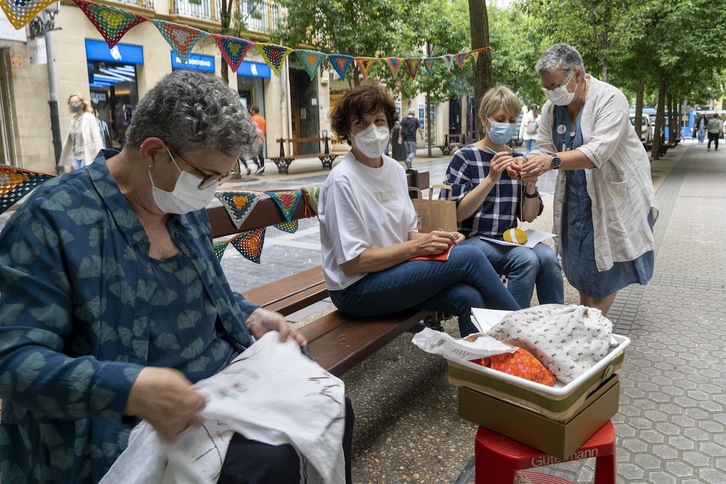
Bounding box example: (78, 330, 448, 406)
(101, 332, 346, 484)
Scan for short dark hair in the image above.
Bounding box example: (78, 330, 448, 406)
(250, 105, 260, 114)
(329, 84, 397, 143)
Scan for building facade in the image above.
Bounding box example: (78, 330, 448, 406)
(1, 0, 450, 173)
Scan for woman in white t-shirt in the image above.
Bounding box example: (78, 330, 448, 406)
(318, 85, 519, 337)
(518, 103, 540, 155)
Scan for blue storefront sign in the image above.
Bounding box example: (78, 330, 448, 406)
(85, 39, 144, 64)
(237, 61, 271, 79)
(171, 52, 215, 72)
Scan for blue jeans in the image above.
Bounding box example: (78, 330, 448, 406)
(403, 140, 417, 168)
(329, 245, 519, 337)
(524, 139, 536, 155)
(462, 237, 564, 308)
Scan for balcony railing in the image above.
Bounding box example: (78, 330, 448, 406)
(171, 0, 221, 23)
(239, 0, 281, 33)
(112, 0, 155, 9)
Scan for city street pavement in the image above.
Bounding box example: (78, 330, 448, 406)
(2, 141, 725, 483)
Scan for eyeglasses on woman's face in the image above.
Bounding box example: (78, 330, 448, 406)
(165, 144, 234, 190)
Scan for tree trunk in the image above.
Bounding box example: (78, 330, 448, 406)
(653, 78, 666, 160)
(634, 80, 644, 141)
(220, 0, 232, 84)
(468, 0, 492, 141)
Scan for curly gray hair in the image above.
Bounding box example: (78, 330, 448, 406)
(535, 43, 585, 77)
(125, 70, 257, 157)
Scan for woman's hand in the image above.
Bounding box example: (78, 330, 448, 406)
(520, 154, 550, 181)
(414, 230, 460, 256)
(246, 307, 307, 346)
(126, 367, 206, 442)
(487, 152, 521, 183)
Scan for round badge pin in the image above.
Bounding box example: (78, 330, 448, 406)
(556, 124, 566, 135)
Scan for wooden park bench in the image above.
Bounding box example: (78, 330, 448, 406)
(438, 133, 466, 156)
(270, 137, 339, 175)
(208, 178, 432, 376)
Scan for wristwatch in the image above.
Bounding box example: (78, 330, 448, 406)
(524, 188, 539, 199)
(550, 155, 561, 170)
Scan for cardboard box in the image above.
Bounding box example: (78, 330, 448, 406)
(448, 334, 628, 422)
(458, 375, 620, 459)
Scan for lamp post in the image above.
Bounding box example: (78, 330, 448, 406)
(28, 2, 63, 174)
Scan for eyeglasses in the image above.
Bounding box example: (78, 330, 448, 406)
(166, 145, 234, 190)
(543, 72, 573, 92)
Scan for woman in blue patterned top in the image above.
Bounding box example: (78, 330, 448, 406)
(444, 85, 564, 308)
(0, 71, 349, 483)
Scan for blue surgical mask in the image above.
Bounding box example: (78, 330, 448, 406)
(487, 119, 517, 145)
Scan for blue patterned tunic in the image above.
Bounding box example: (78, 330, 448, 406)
(0, 155, 256, 483)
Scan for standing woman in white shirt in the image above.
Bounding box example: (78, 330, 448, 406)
(518, 103, 540, 155)
(59, 93, 104, 171)
(522, 43, 659, 316)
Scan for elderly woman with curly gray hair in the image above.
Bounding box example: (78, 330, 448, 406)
(522, 43, 659, 316)
(0, 70, 353, 483)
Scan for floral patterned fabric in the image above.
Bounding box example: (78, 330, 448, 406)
(0, 155, 257, 483)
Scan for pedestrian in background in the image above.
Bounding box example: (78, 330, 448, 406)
(706, 113, 722, 151)
(93, 107, 114, 150)
(523, 43, 658, 317)
(59, 93, 103, 171)
(518, 103, 540, 155)
(249, 105, 267, 175)
(399, 108, 423, 169)
(696, 113, 708, 144)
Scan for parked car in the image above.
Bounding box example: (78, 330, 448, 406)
(629, 111, 653, 145)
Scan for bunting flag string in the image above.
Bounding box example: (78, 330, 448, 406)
(440, 54, 455, 71)
(404, 58, 423, 80)
(422, 57, 439, 76)
(213, 240, 230, 262)
(6, 0, 490, 81)
(212, 35, 254, 73)
(214, 191, 261, 230)
(274, 220, 298, 233)
(0, 165, 56, 216)
(384, 57, 403, 78)
(257, 43, 294, 77)
(295, 50, 327, 80)
(328, 54, 355, 81)
(0, 0, 57, 29)
(453, 52, 470, 70)
(267, 190, 302, 222)
(230, 228, 266, 264)
(152, 20, 207, 64)
(302, 186, 320, 215)
(73, 0, 147, 49)
(355, 57, 379, 79)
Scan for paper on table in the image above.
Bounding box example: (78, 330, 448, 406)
(411, 327, 514, 362)
(480, 229, 556, 249)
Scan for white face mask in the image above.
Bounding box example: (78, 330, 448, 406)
(148, 149, 219, 214)
(543, 72, 576, 106)
(351, 123, 390, 159)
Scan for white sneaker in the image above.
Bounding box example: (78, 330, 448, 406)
(254, 166, 265, 175)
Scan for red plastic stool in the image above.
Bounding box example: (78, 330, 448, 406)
(474, 420, 616, 484)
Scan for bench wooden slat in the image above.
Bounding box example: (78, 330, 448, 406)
(303, 309, 427, 376)
(242, 266, 327, 316)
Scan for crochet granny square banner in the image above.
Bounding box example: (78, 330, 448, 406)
(295, 49, 327, 81)
(384, 57, 402, 78)
(267, 190, 301, 222)
(0, 164, 55, 216)
(328, 54, 354, 81)
(230, 228, 266, 264)
(422, 57, 439, 76)
(213, 240, 229, 262)
(405, 58, 423, 80)
(355, 57, 379, 79)
(74, 0, 147, 49)
(257, 43, 294, 77)
(152, 20, 207, 64)
(214, 191, 261, 230)
(0, 0, 57, 29)
(212, 35, 254, 73)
